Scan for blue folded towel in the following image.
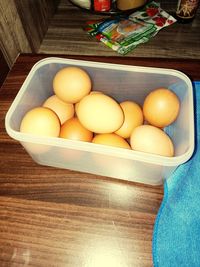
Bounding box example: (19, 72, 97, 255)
(153, 81, 200, 267)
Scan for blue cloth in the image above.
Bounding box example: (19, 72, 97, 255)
(153, 81, 200, 267)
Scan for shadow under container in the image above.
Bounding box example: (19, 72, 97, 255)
(5, 57, 194, 185)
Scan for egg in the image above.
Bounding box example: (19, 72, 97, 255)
(74, 101, 80, 116)
(92, 133, 131, 149)
(115, 101, 143, 138)
(130, 125, 174, 157)
(59, 117, 93, 142)
(43, 94, 74, 124)
(20, 107, 60, 137)
(76, 93, 124, 133)
(75, 91, 103, 116)
(89, 90, 102, 95)
(53, 66, 92, 103)
(143, 88, 180, 128)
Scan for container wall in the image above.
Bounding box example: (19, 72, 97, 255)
(23, 140, 167, 185)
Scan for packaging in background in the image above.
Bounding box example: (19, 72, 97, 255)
(117, 0, 147, 11)
(70, 0, 91, 10)
(176, 0, 200, 23)
(85, 1, 176, 54)
(70, 0, 146, 13)
(93, 0, 111, 12)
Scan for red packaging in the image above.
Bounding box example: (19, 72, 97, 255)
(93, 0, 111, 11)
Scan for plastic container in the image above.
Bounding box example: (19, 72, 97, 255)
(5, 57, 194, 185)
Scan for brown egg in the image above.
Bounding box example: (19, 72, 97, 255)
(115, 101, 143, 138)
(77, 93, 124, 134)
(43, 94, 74, 124)
(75, 91, 103, 116)
(92, 133, 131, 150)
(89, 90, 102, 95)
(143, 88, 180, 128)
(53, 66, 92, 103)
(20, 107, 60, 137)
(59, 117, 93, 142)
(74, 101, 80, 116)
(130, 125, 174, 157)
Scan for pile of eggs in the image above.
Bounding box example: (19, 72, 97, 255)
(20, 66, 180, 157)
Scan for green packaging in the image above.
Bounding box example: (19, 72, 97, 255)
(85, 1, 176, 54)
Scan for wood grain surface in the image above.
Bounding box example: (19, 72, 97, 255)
(0, 0, 31, 67)
(0, 0, 58, 67)
(0, 50, 9, 87)
(0, 54, 199, 267)
(15, 0, 60, 52)
(39, 0, 200, 59)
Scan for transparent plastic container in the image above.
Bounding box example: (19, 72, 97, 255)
(5, 57, 195, 185)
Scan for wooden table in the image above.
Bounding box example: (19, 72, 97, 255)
(39, 0, 200, 59)
(0, 54, 199, 267)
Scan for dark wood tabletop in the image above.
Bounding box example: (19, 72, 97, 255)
(0, 54, 199, 267)
(39, 0, 200, 59)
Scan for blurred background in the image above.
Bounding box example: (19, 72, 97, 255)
(0, 0, 199, 86)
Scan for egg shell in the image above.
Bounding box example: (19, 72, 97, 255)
(115, 101, 143, 138)
(89, 90, 102, 95)
(143, 88, 180, 128)
(20, 107, 60, 137)
(74, 101, 80, 116)
(77, 93, 124, 134)
(59, 117, 93, 142)
(53, 66, 92, 103)
(75, 91, 103, 116)
(92, 133, 131, 149)
(130, 125, 174, 157)
(43, 94, 74, 125)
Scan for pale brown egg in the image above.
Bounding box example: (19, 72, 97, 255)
(59, 117, 93, 142)
(74, 101, 80, 116)
(76, 93, 124, 133)
(115, 101, 143, 138)
(75, 91, 103, 115)
(92, 133, 131, 149)
(43, 94, 74, 124)
(20, 107, 60, 137)
(53, 66, 92, 103)
(143, 88, 180, 128)
(130, 125, 174, 157)
(89, 90, 102, 95)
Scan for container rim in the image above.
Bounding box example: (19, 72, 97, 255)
(19, 56, 198, 79)
(5, 57, 195, 167)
